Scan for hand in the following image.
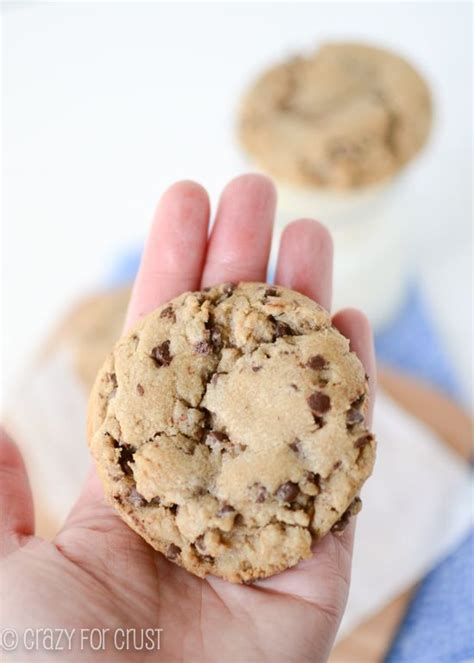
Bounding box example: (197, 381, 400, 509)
(1, 175, 375, 662)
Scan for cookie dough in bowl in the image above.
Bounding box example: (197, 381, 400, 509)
(88, 283, 376, 583)
(239, 42, 432, 189)
(238, 42, 433, 332)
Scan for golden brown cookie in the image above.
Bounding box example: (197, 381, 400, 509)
(239, 42, 432, 188)
(88, 283, 376, 583)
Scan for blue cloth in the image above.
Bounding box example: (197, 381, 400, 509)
(375, 285, 461, 400)
(386, 530, 474, 663)
(108, 249, 141, 287)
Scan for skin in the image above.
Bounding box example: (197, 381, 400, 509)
(0, 174, 375, 662)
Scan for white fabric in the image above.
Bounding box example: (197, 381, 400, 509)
(338, 390, 473, 639)
(5, 350, 90, 526)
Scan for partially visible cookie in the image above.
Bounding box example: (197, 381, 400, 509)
(44, 286, 131, 389)
(88, 282, 376, 583)
(239, 42, 432, 188)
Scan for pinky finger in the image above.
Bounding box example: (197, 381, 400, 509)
(0, 428, 34, 556)
(332, 309, 377, 424)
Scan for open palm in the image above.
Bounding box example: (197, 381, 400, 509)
(1, 175, 375, 662)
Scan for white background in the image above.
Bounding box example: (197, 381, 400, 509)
(2, 1, 472, 403)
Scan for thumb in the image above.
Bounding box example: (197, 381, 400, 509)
(0, 427, 35, 556)
(252, 520, 356, 658)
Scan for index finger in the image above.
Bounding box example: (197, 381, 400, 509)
(125, 180, 210, 331)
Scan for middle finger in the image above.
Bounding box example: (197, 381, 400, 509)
(201, 173, 276, 288)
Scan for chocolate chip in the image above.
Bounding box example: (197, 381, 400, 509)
(255, 484, 268, 503)
(331, 497, 362, 533)
(307, 355, 328, 370)
(160, 306, 175, 321)
(331, 515, 350, 533)
(264, 287, 278, 297)
(217, 504, 235, 516)
(136, 384, 144, 396)
(195, 534, 206, 553)
(206, 430, 240, 455)
(274, 320, 293, 338)
(276, 481, 299, 502)
(352, 394, 365, 408)
(346, 408, 364, 427)
(289, 438, 301, 452)
(151, 341, 172, 367)
(354, 433, 373, 449)
(128, 487, 147, 507)
(269, 315, 294, 339)
(222, 282, 236, 296)
(252, 365, 262, 372)
(115, 443, 134, 476)
(207, 431, 228, 443)
(166, 543, 181, 560)
(313, 415, 325, 428)
(195, 340, 212, 355)
(333, 460, 342, 470)
(306, 471, 321, 488)
(307, 391, 331, 414)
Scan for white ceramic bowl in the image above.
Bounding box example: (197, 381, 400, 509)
(268, 177, 407, 331)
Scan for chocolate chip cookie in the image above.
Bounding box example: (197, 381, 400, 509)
(88, 283, 376, 583)
(239, 42, 432, 188)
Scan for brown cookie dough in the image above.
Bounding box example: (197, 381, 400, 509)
(239, 42, 432, 188)
(88, 283, 376, 583)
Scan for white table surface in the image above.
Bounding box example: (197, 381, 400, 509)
(2, 1, 472, 405)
